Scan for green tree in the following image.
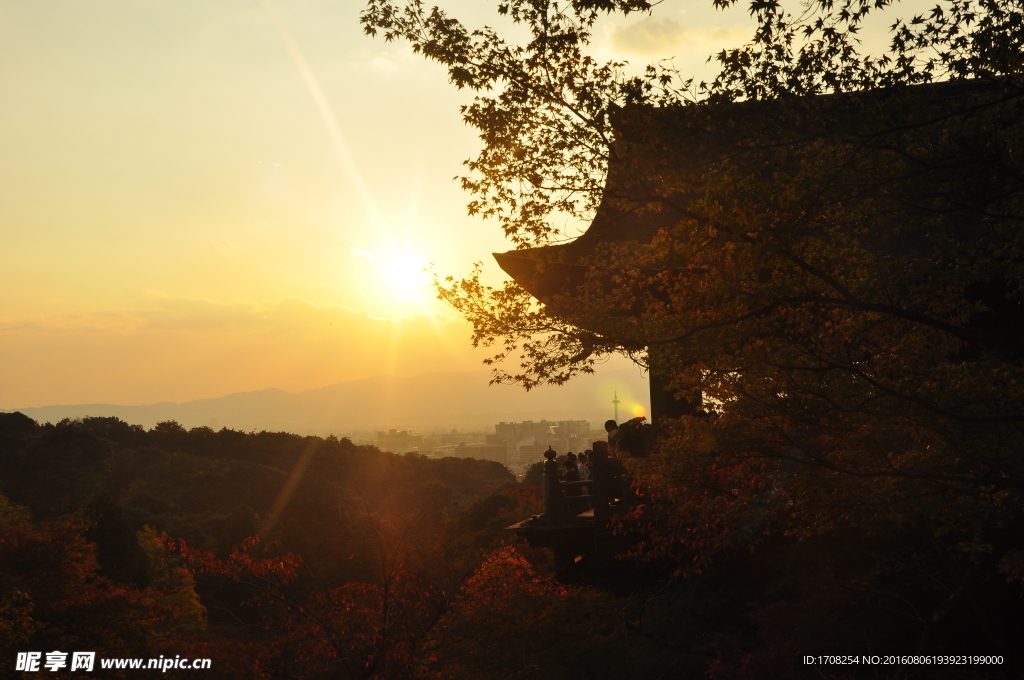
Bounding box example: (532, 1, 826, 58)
(138, 526, 207, 635)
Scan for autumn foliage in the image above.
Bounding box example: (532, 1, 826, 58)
(0, 495, 250, 679)
(166, 531, 453, 680)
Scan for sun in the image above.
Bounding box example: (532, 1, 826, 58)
(349, 247, 433, 307)
(382, 252, 430, 299)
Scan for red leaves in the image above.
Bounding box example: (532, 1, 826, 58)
(0, 516, 212, 665)
(167, 532, 458, 680)
(162, 535, 303, 584)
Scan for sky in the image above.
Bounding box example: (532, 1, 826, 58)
(0, 0, 914, 409)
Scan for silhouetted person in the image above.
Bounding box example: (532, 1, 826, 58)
(577, 451, 591, 481)
(604, 419, 620, 457)
(563, 458, 581, 494)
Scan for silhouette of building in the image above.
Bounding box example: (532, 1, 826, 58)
(493, 82, 1011, 424)
(493, 419, 591, 467)
(376, 428, 423, 453)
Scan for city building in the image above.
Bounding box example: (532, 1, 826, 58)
(492, 419, 592, 468)
(376, 429, 423, 453)
(453, 442, 509, 466)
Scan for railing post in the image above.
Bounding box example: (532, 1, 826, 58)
(591, 440, 610, 521)
(541, 447, 561, 524)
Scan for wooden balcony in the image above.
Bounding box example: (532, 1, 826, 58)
(507, 441, 653, 582)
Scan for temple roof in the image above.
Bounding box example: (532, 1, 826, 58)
(494, 79, 1010, 306)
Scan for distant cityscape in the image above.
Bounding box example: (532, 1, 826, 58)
(371, 419, 604, 474)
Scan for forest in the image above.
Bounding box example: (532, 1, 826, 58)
(2, 411, 1023, 679)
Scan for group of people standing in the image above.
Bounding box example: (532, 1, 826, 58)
(561, 450, 592, 484)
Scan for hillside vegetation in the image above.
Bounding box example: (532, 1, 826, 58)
(3, 413, 1023, 679)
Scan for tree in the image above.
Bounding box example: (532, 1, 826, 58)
(362, 0, 1024, 517)
(0, 494, 210, 669)
(168, 516, 475, 680)
(363, 0, 1024, 663)
(138, 526, 208, 635)
(86, 492, 152, 588)
(429, 545, 668, 680)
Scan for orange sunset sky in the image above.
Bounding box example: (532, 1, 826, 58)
(0, 0, 905, 410)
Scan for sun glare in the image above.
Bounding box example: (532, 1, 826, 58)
(383, 252, 430, 298)
(350, 247, 431, 304)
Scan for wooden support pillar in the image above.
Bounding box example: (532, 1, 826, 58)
(591, 441, 610, 521)
(541, 447, 561, 525)
(647, 347, 700, 423)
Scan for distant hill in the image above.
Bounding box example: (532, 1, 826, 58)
(5, 367, 650, 435)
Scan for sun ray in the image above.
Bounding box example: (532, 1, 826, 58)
(260, 438, 320, 535)
(266, 2, 386, 231)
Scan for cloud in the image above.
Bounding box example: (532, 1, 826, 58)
(1, 294, 451, 334)
(605, 16, 750, 58)
(349, 247, 384, 264)
(606, 16, 690, 56)
(369, 56, 398, 74)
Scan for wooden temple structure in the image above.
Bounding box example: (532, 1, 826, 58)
(498, 79, 1018, 580)
(494, 79, 1010, 424)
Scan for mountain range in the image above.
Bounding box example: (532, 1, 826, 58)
(5, 367, 651, 436)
